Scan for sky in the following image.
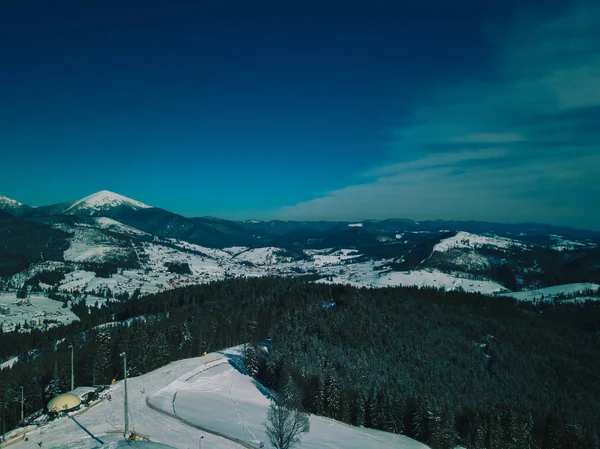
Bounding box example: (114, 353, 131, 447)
(1, 0, 598, 229)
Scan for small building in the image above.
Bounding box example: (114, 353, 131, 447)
(69, 386, 98, 403)
(47, 393, 81, 413)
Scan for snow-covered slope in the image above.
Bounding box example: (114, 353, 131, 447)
(499, 283, 600, 302)
(63, 227, 133, 263)
(93, 217, 150, 237)
(233, 247, 294, 265)
(9, 354, 243, 449)
(10, 349, 428, 449)
(0, 194, 31, 215)
(0, 195, 25, 209)
(0, 293, 79, 332)
(65, 190, 151, 215)
(317, 267, 507, 294)
(149, 347, 429, 449)
(433, 231, 524, 252)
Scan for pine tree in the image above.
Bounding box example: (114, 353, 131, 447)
(244, 343, 260, 377)
(354, 394, 366, 427)
(92, 328, 113, 386)
(430, 407, 457, 449)
(315, 375, 325, 416)
(325, 372, 340, 419)
(413, 399, 431, 443)
(282, 375, 302, 408)
(265, 356, 280, 389)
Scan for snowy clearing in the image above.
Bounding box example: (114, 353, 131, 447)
(499, 283, 600, 301)
(0, 293, 79, 332)
(317, 268, 507, 294)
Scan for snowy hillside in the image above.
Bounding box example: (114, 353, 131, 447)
(0, 293, 79, 332)
(499, 283, 600, 302)
(233, 247, 294, 265)
(0, 195, 26, 208)
(62, 226, 134, 263)
(148, 347, 429, 449)
(433, 231, 525, 252)
(93, 217, 150, 237)
(8, 349, 428, 449)
(65, 190, 151, 214)
(0, 194, 31, 215)
(317, 267, 507, 294)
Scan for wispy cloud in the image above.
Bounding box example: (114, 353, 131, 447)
(281, 2, 600, 229)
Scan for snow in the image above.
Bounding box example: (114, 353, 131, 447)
(0, 293, 79, 332)
(433, 231, 524, 253)
(222, 247, 250, 255)
(63, 227, 132, 263)
(317, 267, 507, 294)
(168, 239, 232, 259)
(0, 195, 24, 207)
(0, 356, 19, 371)
(9, 355, 242, 449)
(549, 235, 595, 252)
(9, 349, 428, 449)
(348, 223, 363, 227)
(149, 347, 429, 449)
(65, 190, 151, 214)
(499, 283, 600, 301)
(310, 249, 361, 267)
(233, 247, 293, 266)
(94, 217, 149, 237)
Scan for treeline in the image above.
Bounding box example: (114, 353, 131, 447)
(1, 277, 599, 448)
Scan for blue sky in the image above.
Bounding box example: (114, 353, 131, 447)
(1, 1, 598, 229)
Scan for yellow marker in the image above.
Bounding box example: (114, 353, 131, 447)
(111, 379, 116, 385)
(203, 351, 207, 356)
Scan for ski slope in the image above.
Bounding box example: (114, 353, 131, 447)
(149, 347, 429, 449)
(10, 355, 243, 449)
(9, 349, 428, 449)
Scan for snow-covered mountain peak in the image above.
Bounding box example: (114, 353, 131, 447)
(65, 190, 151, 214)
(0, 195, 24, 207)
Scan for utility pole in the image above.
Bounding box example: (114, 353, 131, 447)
(120, 352, 129, 438)
(69, 344, 74, 391)
(20, 386, 24, 422)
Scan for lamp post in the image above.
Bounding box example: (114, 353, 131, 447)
(69, 344, 74, 391)
(120, 352, 128, 437)
(199, 435, 204, 449)
(20, 386, 24, 422)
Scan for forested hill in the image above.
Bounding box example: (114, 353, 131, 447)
(1, 277, 600, 448)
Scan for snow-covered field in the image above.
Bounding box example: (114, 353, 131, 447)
(8, 349, 427, 449)
(232, 247, 294, 265)
(317, 267, 507, 294)
(0, 293, 79, 332)
(499, 283, 600, 302)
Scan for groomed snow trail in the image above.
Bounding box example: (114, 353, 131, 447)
(11, 355, 242, 449)
(150, 347, 430, 449)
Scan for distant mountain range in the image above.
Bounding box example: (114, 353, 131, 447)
(1, 190, 599, 295)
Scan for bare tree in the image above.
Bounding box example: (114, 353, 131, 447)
(264, 400, 310, 449)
